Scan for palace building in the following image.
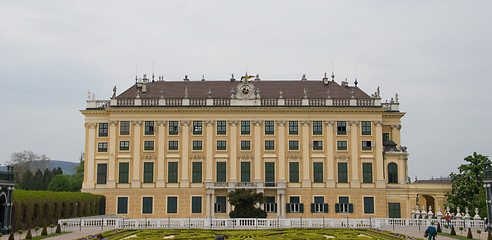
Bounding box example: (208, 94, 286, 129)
(81, 73, 451, 219)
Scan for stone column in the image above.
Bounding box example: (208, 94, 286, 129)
(349, 121, 360, 188)
(280, 189, 286, 217)
(211, 190, 216, 218)
(398, 157, 407, 184)
(277, 121, 286, 182)
(131, 121, 142, 188)
(229, 121, 238, 183)
(301, 121, 311, 187)
(205, 121, 215, 183)
(83, 123, 96, 189)
(391, 125, 402, 148)
(107, 121, 117, 188)
(253, 120, 262, 183)
(206, 190, 212, 218)
(375, 121, 385, 188)
(277, 191, 281, 218)
(325, 121, 335, 187)
(181, 121, 190, 187)
(157, 121, 167, 188)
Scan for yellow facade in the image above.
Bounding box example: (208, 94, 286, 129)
(81, 76, 451, 219)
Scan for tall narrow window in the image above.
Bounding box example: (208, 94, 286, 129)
(361, 121, 371, 135)
(120, 121, 130, 135)
(144, 141, 154, 151)
(337, 141, 347, 150)
(337, 121, 347, 135)
(193, 121, 202, 135)
(119, 141, 129, 151)
(167, 196, 177, 213)
(144, 121, 154, 135)
(168, 162, 178, 183)
(265, 121, 275, 135)
(143, 162, 154, 183)
(313, 141, 323, 150)
(289, 121, 298, 135)
(98, 142, 108, 152)
(216, 162, 226, 182)
(289, 162, 299, 183)
(168, 141, 178, 150)
(98, 123, 108, 137)
(289, 140, 299, 150)
(192, 162, 202, 183)
(362, 163, 373, 183)
(118, 162, 129, 184)
(241, 140, 250, 150)
(337, 162, 348, 183)
(192, 140, 202, 150)
(216, 140, 227, 150)
(388, 203, 401, 218)
(313, 162, 323, 183)
(241, 121, 250, 135)
(265, 196, 277, 213)
(265, 140, 275, 150)
(142, 197, 153, 214)
(265, 162, 275, 187)
(364, 197, 375, 214)
(217, 121, 227, 135)
(215, 196, 227, 213)
(191, 196, 202, 213)
(169, 121, 179, 135)
(383, 133, 390, 142)
(241, 162, 250, 182)
(117, 197, 128, 214)
(362, 141, 372, 151)
(388, 163, 398, 184)
(313, 121, 323, 135)
(97, 163, 107, 184)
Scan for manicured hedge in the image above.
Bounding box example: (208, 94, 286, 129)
(12, 190, 103, 231)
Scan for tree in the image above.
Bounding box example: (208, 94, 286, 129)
(19, 170, 34, 190)
(47, 174, 72, 192)
(32, 169, 44, 190)
(228, 189, 267, 218)
(446, 152, 491, 217)
(10, 151, 50, 183)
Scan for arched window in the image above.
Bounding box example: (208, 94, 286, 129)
(388, 163, 398, 184)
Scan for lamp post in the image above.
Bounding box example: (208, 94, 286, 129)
(483, 163, 492, 232)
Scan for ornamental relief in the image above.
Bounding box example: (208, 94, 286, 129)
(238, 155, 253, 161)
(287, 155, 301, 161)
(143, 155, 156, 160)
(191, 155, 204, 161)
(336, 155, 350, 161)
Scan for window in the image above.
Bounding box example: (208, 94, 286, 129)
(388, 203, 401, 218)
(119, 141, 129, 151)
(217, 140, 226, 150)
(97, 163, 107, 184)
(361, 121, 371, 135)
(362, 141, 372, 151)
(193, 121, 202, 135)
(98, 123, 108, 137)
(241, 162, 250, 182)
(289, 140, 299, 150)
(216, 162, 226, 182)
(118, 162, 129, 183)
(265, 196, 277, 213)
(144, 141, 154, 151)
(383, 133, 390, 142)
(192, 162, 202, 183)
(192, 140, 202, 150)
(142, 197, 153, 214)
(364, 197, 374, 214)
(287, 196, 303, 213)
(168, 141, 178, 150)
(289, 121, 298, 135)
(168, 162, 178, 183)
(337, 141, 347, 151)
(337, 162, 348, 183)
(335, 196, 353, 213)
(311, 196, 328, 213)
(313, 162, 323, 183)
(313, 121, 323, 135)
(337, 121, 347, 135)
(265, 121, 274, 135)
(241, 121, 250, 135)
(98, 142, 108, 152)
(362, 163, 373, 183)
(217, 121, 226, 135)
(120, 121, 130, 135)
(313, 141, 323, 150)
(144, 121, 154, 135)
(169, 121, 179, 135)
(215, 196, 226, 213)
(265, 162, 275, 187)
(143, 162, 154, 183)
(241, 140, 250, 150)
(289, 162, 299, 183)
(167, 196, 177, 213)
(265, 140, 275, 150)
(117, 197, 128, 214)
(191, 196, 202, 213)
(388, 163, 398, 184)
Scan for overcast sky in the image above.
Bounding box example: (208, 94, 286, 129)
(1, 1, 490, 179)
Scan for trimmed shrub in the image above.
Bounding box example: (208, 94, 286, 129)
(25, 229, 32, 239)
(451, 225, 456, 235)
(55, 224, 61, 233)
(8, 232, 14, 240)
(41, 226, 47, 236)
(488, 230, 492, 240)
(467, 228, 473, 239)
(437, 222, 441, 232)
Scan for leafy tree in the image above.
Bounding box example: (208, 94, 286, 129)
(19, 170, 34, 190)
(47, 175, 72, 192)
(10, 151, 50, 183)
(228, 189, 267, 218)
(43, 168, 52, 190)
(32, 169, 44, 190)
(446, 152, 491, 217)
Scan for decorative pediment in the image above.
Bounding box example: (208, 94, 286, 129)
(233, 82, 257, 100)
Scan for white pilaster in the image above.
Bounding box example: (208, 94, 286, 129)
(350, 121, 360, 188)
(301, 121, 310, 187)
(131, 121, 142, 188)
(157, 121, 167, 187)
(325, 121, 335, 187)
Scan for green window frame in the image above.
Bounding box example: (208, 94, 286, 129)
(217, 140, 227, 150)
(313, 140, 323, 150)
(362, 141, 372, 151)
(361, 121, 371, 135)
(191, 196, 202, 213)
(241, 140, 250, 150)
(289, 162, 299, 183)
(289, 121, 298, 135)
(265, 121, 275, 135)
(117, 197, 128, 214)
(144, 141, 154, 151)
(144, 121, 154, 135)
(167, 196, 177, 213)
(97, 163, 107, 184)
(169, 121, 179, 135)
(217, 121, 227, 135)
(362, 163, 373, 183)
(142, 197, 153, 214)
(241, 162, 250, 182)
(311, 196, 328, 213)
(118, 162, 129, 183)
(388, 163, 398, 184)
(192, 162, 202, 183)
(337, 162, 348, 183)
(215, 196, 227, 213)
(143, 162, 154, 183)
(216, 162, 226, 182)
(313, 121, 323, 135)
(313, 162, 323, 183)
(98, 142, 108, 152)
(388, 203, 401, 218)
(265, 196, 277, 213)
(265, 140, 275, 150)
(337, 121, 347, 135)
(286, 196, 303, 213)
(265, 162, 275, 186)
(289, 140, 299, 150)
(98, 123, 108, 137)
(383, 133, 390, 142)
(119, 141, 129, 151)
(168, 162, 178, 183)
(168, 141, 178, 150)
(335, 196, 353, 213)
(120, 121, 130, 135)
(364, 197, 374, 214)
(192, 121, 202, 135)
(241, 121, 250, 135)
(337, 141, 347, 150)
(192, 140, 202, 150)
